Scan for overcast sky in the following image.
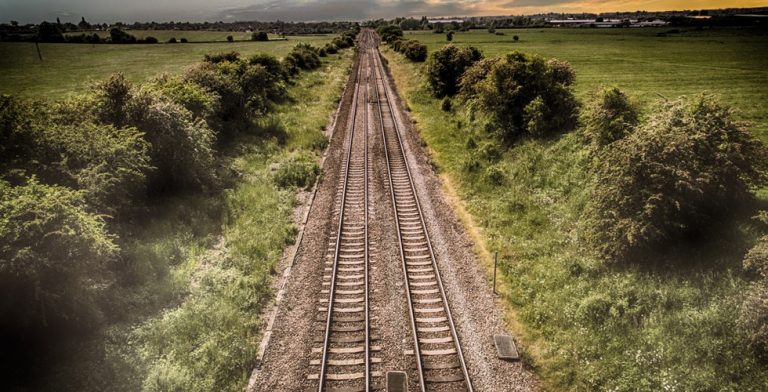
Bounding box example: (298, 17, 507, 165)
(1, 0, 765, 24)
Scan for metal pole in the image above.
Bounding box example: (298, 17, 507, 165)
(493, 252, 498, 295)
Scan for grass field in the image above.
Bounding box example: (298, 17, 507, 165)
(66, 30, 285, 42)
(0, 33, 337, 99)
(383, 27, 768, 391)
(405, 27, 768, 138)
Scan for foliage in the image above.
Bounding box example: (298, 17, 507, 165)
(376, 25, 403, 43)
(584, 95, 768, 261)
(0, 178, 117, 333)
(426, 44, 483, 98)
(271, 152, 320, 189)
(741, 235, 768, 362)
(475, 52, 579, 140)
(110, 28, 137, 44)
(390, 39, 427, 62)
(458, 57, 501, 98)
(251, 31, 268, 41)
(584, 86, 640, 146)
(441, 97, 452, 112)
(283, 43, 321, 76)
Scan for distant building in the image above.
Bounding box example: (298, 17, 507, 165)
(547, 18, 669, 27)
(427, 18, 464, 24)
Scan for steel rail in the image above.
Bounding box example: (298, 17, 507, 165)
(318, 34, 371, 391)
(369, 34, 474, 392)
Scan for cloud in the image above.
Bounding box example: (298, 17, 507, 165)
(501, 0, 580, 7)
(216, 0, 478, 21)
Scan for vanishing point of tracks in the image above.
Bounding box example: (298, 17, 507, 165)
(310, 30, 473, 392)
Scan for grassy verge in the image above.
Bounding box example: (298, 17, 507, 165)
(382, 43, 768, 391)
(53, 50, 352, 392)
(0, 34, 336, 99)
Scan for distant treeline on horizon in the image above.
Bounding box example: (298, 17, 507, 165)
(1, 6, 766, 43)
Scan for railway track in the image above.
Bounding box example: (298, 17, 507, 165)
(310, 32, 380, 392)
(311, 30, 473, 392)
(367, 32, 474, 392)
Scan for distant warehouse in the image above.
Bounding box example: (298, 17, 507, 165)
(547, 18, 669, 27)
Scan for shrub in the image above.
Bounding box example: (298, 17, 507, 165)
(324, 43, 338, 54)
(584, 87, 639, 146)
(484, 165, 505, 185)
(0, 178, 118, 333)
(513, 35, 519, 41)
(446, 31, 454, 41)
(584, 95, 768, 261)
(149, 74, 220, 120)
(251, 31, 268, 41)
(167, 37, 177, 44)
(458, 57, 501, 98)
(426, 44, 483, 98)
(283, 44, 321, 76)
(144, 36, 158, 44)
(741, 234, 768, 361)
(248, 53, 289, 82)
(441, 97, 452, 112)
(109, 28, 136, 44)
(204, 51, 240, 64)
(401, 40, 427, 62)
(272, 153, 320, 189)
(122, 88, 217, 192)
(226, 35, 233, 42)
(475, 51, 578, 140)
(180, 37, 188, 43)
(376, 25, 403, 43)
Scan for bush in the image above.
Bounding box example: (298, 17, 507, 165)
(204, 51, 240, 63)
(584, 87, 639, 146)
(226, 35, 233, 42)
(458, 57, 500, 98)
(484, 165, 505, 185)
(475, 52, 578, 140)
(109, 28, 136, 44)
(584, 95, 768, 261)
(0, 178, 118, 333)
(376, 25, 403, 43)
(426, 44, 483, 98)
(283, 44, 321, 76)
(741, 234, 768, 361)
(441, 97, 452, 112)
(271, 152, 320, 189)
(399, 40, 427, 62)
(144, 36, 158, 44)
(513, 35, 519, 41)
(251, 31, 268, 41)
(168, 37, 177, 44)
(446, 31, 454, 41)
(324, 43, 338, 54)
(122, 88, 218, 192)
(180, 37, 188, 43)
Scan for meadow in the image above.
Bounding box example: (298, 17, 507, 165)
(384, 26, 768, 391)
(0, 33, 336, 98)
(404, 27, 768, 138)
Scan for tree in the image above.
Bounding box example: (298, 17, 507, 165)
(426, 44, 483, 98)
(584, 95, 768, 262)
(475, 52, 578, 140)
(37, 21, 64, 42)
(168, 37, 177, 43)
(513, 35, 519, 41)
(251, 31, 268, 41)
(446, 31, 454, 41)
(226, 35, 234, 42)
(109, 28, 136, 43)
(78, 16, 91, 31)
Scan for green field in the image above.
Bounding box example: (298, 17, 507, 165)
(0, 33, 336, 98)
(384, 27, 768, 391)
(404, 27, 768, 138)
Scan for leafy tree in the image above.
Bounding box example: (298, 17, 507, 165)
(78, 16, 91, 31)
(475, 52, 578, 140)
(584, 95, 768, 261)
(37, 21, 64, 42)
(446, 31, 454, 41)
(584, 86, 639, 146)
(144, 36, 158, 44)
(251, 31, 268, 41)
(226, 35, 234, 42)
(458, 57, 501, 98)
(168, 37, 177, 43)
(426, 44, 483, 98)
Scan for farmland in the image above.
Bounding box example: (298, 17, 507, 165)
(383, 26, 768, 390)
(0, 33, 337, 98)
(403, 27, 768, 138)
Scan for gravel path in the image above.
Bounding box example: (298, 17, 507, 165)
(249, 31, 539, 392)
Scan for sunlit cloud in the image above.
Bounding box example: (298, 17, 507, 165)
(1, 0, 766, 23)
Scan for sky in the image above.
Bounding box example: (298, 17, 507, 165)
(1, 0, 766, 24)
